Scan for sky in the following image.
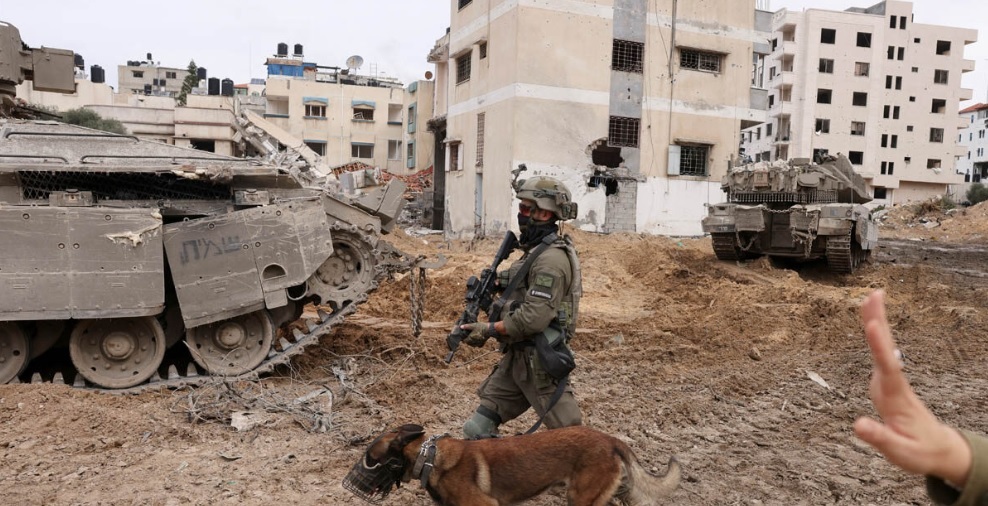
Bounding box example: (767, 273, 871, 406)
(1, 0, 985, 105)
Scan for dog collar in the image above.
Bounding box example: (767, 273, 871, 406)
(411, 433, 448, 489)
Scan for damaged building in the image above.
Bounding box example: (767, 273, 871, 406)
(428, 0, 773, 237)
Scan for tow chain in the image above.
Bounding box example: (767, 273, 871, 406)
(732, 205, 821, 256)
(409, 266, 427, 337)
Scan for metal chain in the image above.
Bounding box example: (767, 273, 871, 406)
(409, 267, 426, 337)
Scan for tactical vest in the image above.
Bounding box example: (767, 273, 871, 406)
(498, 234, 582, 338)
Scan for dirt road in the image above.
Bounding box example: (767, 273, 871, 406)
(1, 201, 986, 505)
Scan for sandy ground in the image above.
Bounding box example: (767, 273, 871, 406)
(1, 200, 987, 505)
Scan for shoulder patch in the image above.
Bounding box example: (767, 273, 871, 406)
(534, 273, 555, 289)
(529, 288, 553, 300)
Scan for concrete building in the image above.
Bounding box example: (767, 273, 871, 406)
(956, 102, 988, 183)
(741, 1, 977, 206)
(429, 0, 772, 238)
(118, 56, 186, 97)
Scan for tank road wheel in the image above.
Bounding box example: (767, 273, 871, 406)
(312, 230, 378, 309)
(0, 322, 30, 384)
(186, 310, 273, 376)
(69, 317, 166, 389)
(710, 233, 759, 261)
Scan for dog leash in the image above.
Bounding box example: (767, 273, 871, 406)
(524, 376, 568, 434)
(411, 433, 448, 488)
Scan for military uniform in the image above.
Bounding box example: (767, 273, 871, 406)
(928, 432, 988, 505)
(471, 235, 582, 433)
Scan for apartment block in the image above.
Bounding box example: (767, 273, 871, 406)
(430, 0, 772, 237)
(956, 102, 988, 183)
(742, 1, 977, 205)
(118, 55, 186, 97)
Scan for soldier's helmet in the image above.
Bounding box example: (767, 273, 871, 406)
(514, 176, 578, 220)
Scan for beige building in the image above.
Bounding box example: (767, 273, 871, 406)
(741, 1, 977, 205)
(117, 58, 186, 97)
(430, 0, 772, 237)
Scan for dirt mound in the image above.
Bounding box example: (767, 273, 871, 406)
(877, 198, 988, 242)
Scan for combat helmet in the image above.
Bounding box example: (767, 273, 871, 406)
(514, 176, 578, 220)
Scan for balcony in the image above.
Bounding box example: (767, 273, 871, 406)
(773, 72, 795, 89)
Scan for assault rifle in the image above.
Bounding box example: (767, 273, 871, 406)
(445, 231, 519, 363)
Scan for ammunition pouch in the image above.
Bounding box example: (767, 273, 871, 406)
(535, 323, 575, 380)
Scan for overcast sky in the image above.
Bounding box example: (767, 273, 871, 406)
(2, 0, 984, 106)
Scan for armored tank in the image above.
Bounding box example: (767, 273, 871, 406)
(701, 154, 878, 274)
(0, 120, 428, 391)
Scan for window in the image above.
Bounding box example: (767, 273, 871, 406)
(165, 71, 177, 79)
(895, 76, 902, 90)
(874, 187, 888, 199)
(305, 104, 326, 118)
(680, 48, 721, 73)
(889, 16, 897, 29)
(458, 0, 472, 8)
(821, 28, 836, 44)
(897, 47, 905, 60)
(387, 140, 402, 160)
(305, 141, 326, 156)
(893, 106, 900, 119)
(931, 99, 946, 113)
(476, 113, 485, 167)
(887, 46, 895, 60)
(906, 125, 913, 132)
(927, 159, 942, 169)
(608, 116, 640, 147)
(407, 104, 416, 133)
(936, 40, 951, 55)
(887, 162, 895, 175)
(930, 128, 944, 143)
(351, 143, 374, 159)
(479, 42, 488, 60)
(819, 58, 834, 73)
(407, 142, 415, 168)
(848, 152, 864, 165)
(815, 118, 830, 133)
(881, 161, 888, 174)
(388, 104, 402, 124)
(883, 106, 890, 119)
(851, 121, 866, 136)
(769, 67, 777, 80)
(912, 67, 919, 73)
(909, 96, 916, 102)
(855, 62, 870, 76)
(613, 39, 644, 73)
(449, 142, 461, 171)
(856, 32, 872, 48)
(456, 51, 472, 84)
(899, 16, 906, 29)
(768, 95, 775, 108)
(817, 89, 832, 104)
(881, 134, 888, 148)
(852, 92, 868, 107)
(915, 38, 921, 43)
(766, 123, 773, 137)
(891, 135, 898, 148)
(352, 107, 374, 121)
(132, 70, 144, 78)
(678, 144, 709, 176)
(885, 75, 893, 89)
(934, 69, 949, 84)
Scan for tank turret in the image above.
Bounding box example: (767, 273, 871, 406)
(701, 154, 878, 273)
(0, 20, 75, 116)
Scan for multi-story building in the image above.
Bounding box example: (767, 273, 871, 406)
(956, 102, 988, 183)
(741, 1, 977, 205)
(118, 55, 186, 97)
(429, 0, 772, 237)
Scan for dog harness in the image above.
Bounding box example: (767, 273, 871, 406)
(411, 433, 448, 489)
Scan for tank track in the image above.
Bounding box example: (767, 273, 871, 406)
(825, 232, 855, 274)
(12, 237, 425, 394)
(711, 233, 743, 261)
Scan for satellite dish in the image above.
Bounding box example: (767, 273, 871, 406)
(346, 55, 364, 71)
(425, 70, 434, 80)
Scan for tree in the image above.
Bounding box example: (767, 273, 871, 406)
(177, 59, 199, 106)
(967, 182, 988, 205)
(61, 108, 127, 135)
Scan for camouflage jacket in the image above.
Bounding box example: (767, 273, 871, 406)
(498, 237, 580, 344)
(927, 431, 988, 505)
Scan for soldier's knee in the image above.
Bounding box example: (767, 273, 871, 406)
(463, 406, 502, 439)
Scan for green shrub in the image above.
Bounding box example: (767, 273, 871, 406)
(61, 108, 127, 135)
(968, 183, 988, 205)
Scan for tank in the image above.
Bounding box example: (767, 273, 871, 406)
(701, 154, 878, 274)
(0, 120, 429, 391)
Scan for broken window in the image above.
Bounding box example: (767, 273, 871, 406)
(591, 140, 623, 168)
(456, 51, 472, 84)
(855, 62, 870, 76)
(820, 28, 836, 44)
(352, 107, 374, 121)
(930, 128, 944, 143)
(851, 121, 866, 136)
(678, 144, 709, 176)
(612, 39, 645, 73)
(934, 69, 949, 84)
(856, 32, 872, 48)
(680, 48, 721, 73)
(931, 99, 946, 114)
(388, 140, 402, 160)
(351, 143, 374, 159)
(815, 118, 830, 134)
(608, 116, 640, 148)
(305, 104, 326, 118)
(388, 104, 402, 124)
(852, 92, 868, 107)
(927, 159, 942, 169)
(848, 151, 864, 165)
(817, 89, 832, 104)
(874, 187, 888, 199)
(936, 40, 951, 55)
(305, 141, 326, 156)
(819, 59, 834, 74)
(476, 113, 485, 168)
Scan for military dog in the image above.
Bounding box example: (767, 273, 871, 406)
(343, 423, 681, 505)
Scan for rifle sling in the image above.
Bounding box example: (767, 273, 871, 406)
(497, 233, 558, 306)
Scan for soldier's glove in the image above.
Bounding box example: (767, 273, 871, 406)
(461, 322, 496, 347)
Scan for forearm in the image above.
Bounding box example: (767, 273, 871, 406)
(927, 430, 985, 505)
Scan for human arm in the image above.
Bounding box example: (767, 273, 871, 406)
(852, 290, 984, 504)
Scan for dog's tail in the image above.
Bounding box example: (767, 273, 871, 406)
(621, 451, 681, 504)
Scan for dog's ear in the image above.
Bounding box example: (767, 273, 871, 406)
(392, 424, 425, 449)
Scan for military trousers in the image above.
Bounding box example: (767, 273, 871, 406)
(475, 344, 582, 429)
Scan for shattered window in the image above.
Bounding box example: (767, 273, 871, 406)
(353, 107, 374, 121)
(678, 144, 709, 176)
(680, 49, 721, 73)
(608, 116, 640, 148)
(612, 39, 644, 73)
(305, 141, 326, 156)
(848, 151, 864, 165)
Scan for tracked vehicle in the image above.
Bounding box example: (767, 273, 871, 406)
(701, 154, 878, 274)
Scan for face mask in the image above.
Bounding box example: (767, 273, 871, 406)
(517, 213, 531, 232)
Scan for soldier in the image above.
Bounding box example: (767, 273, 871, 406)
(459, 175, 583, 438)
(855, 290, 987, 504)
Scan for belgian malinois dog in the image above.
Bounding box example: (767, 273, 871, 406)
(343, 423, 681, 505)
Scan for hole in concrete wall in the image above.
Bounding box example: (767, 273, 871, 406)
(588, 138, 623, 168)
(588, 170, 619, 196)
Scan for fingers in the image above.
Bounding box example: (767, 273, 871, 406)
(861, 290, 902, 375)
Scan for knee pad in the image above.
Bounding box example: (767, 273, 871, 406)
(463, 408, 501, 439)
